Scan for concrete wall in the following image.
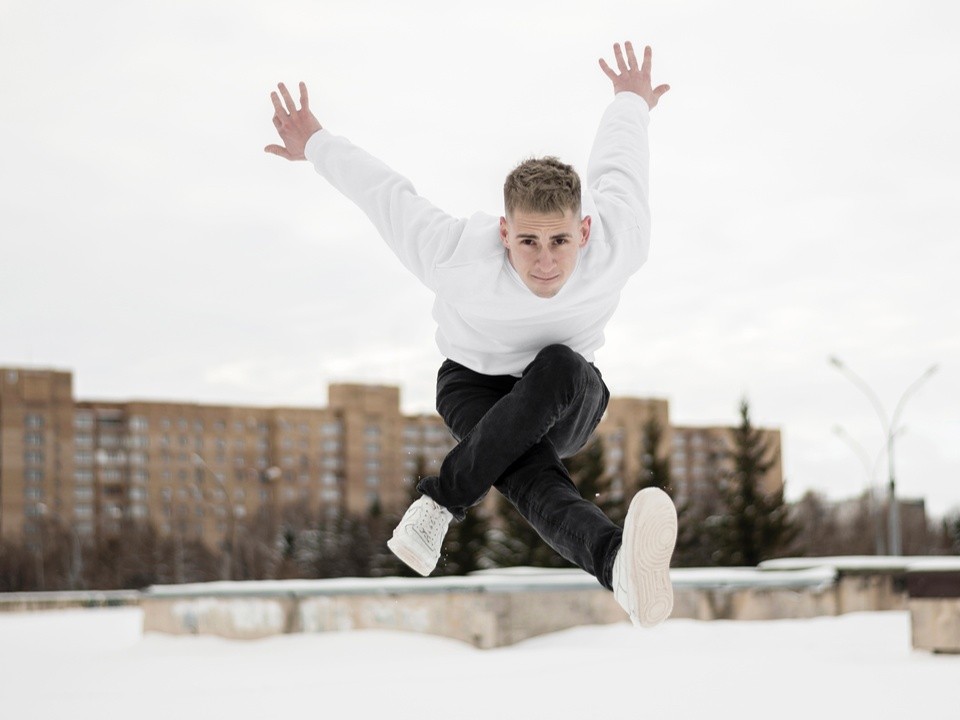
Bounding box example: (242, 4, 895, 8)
(141, 578, 627, 649)
(0, 590, 140, 613)
(7, 559, 958, 651)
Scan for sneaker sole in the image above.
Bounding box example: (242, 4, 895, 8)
(623, 488, 677, 628)
(387, 534, 436, 577)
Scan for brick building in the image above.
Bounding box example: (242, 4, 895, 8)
(1, 366, 783, 550)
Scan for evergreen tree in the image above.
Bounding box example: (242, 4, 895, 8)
(672, 498, 719, 567)
(436, 504, 493, 576)
(713, 398, 795, 566)
(565, 436, 625, 525)
(488, 495, 572, 570)
(943, 512, 960, 555)
(638, 417, 672, 495)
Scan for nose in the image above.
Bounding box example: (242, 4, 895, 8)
(535, 248, 558, 271)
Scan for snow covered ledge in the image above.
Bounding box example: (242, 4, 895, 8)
(142, 564, 844, 648)
(142, 570, 626, 649)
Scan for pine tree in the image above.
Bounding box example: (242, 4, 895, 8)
(565, 436, 625, 525)
(638, 416, 672, 494)
(436, 505, 493, 576)
(713, 398, 795, 566)
(488, 494, 573, 570)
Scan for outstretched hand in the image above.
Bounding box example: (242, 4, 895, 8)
(264, 81, 322, 161)
(599, 42, 670, 110)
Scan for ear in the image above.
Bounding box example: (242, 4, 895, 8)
(579, 215, 592, 247)
(499, 216, 510, 248)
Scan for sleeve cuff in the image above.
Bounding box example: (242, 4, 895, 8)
(303, 129, 330, 164)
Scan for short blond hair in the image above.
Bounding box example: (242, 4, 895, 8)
(503, 156, 581, 217)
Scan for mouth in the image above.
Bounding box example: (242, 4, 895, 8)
(531, 273, 561, 283)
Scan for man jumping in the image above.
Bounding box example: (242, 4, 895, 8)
(265, 41, 677, 627)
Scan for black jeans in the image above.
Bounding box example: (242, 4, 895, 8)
(417, 344, 622, 590)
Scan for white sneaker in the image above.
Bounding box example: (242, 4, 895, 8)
(387, 495, 453, 577)
(612, 487, 677, 628)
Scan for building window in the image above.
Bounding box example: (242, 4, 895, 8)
(75, 505, 94, 519)
(25, 451, 44, 465)
(321, 422, 342, 436)
(130, 416, 149, 432)
(25, 469, 44, 483)
(75, 435, 94, 448)
(75, 487, 94, 501)
(25, 414, 45, 429)
(74, 412, 94, 430)
(75, 469, 94, 484)
(25, 433, 44, 446)
(364, 425, 381, 438)
(25, 487, 43, 500)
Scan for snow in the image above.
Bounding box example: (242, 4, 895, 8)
(145, 565, 839, 600)
(1, 607, 956, 719)
(760, 556, 960, 573)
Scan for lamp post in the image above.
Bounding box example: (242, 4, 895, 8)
(833, 425, 903, 555)
(828, 356, 939, 555)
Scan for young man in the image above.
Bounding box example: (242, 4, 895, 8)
(266, 41, 677, 627)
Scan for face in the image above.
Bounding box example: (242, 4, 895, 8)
(500, 208, 591, 298)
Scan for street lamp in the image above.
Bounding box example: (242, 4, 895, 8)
(828, 356, 939, 555)
(833, 425, 903, 554)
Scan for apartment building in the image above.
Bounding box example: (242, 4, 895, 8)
(1, 365, 783, 550)
(596, 396, 783, 509)
(0, 367, 455, 549)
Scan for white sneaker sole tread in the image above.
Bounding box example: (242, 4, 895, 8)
(623, 488, 677, 628)
(387, 532, 436, 577)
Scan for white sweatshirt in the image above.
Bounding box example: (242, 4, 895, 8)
(304, 91, 652, 376)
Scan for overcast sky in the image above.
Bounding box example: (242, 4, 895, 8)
(2, 0, 958, 517)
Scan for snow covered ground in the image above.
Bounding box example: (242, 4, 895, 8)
(1, 608, 956, 719)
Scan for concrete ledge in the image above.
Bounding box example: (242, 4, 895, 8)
(142, 566, 844, 648)
(143, 571, 625, 649)
(0, 590, 140, 613)
(905, 559, 960, 654)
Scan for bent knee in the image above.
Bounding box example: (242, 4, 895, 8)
(532, 344, 589, 376)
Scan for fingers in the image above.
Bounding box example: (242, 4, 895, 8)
(278, 82, 297, 114)
(264, 144, 293, 160)
(603, 42, 648, 78)
(653, 83, 670, 100)
(270, 91, 287, 118)
(598, 57, 618, 82)
(625, 41, 639, 72)
(641, 45, 652, 76)
(299, 81, 309, 110)
(613, 43, 628, 73)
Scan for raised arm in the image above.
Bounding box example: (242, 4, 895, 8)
(587, 42, 668, 234)
(264, 82, 465, 287)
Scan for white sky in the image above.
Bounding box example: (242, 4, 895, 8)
(1, 607, 957, 717)
(2, 1, 958, 515)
